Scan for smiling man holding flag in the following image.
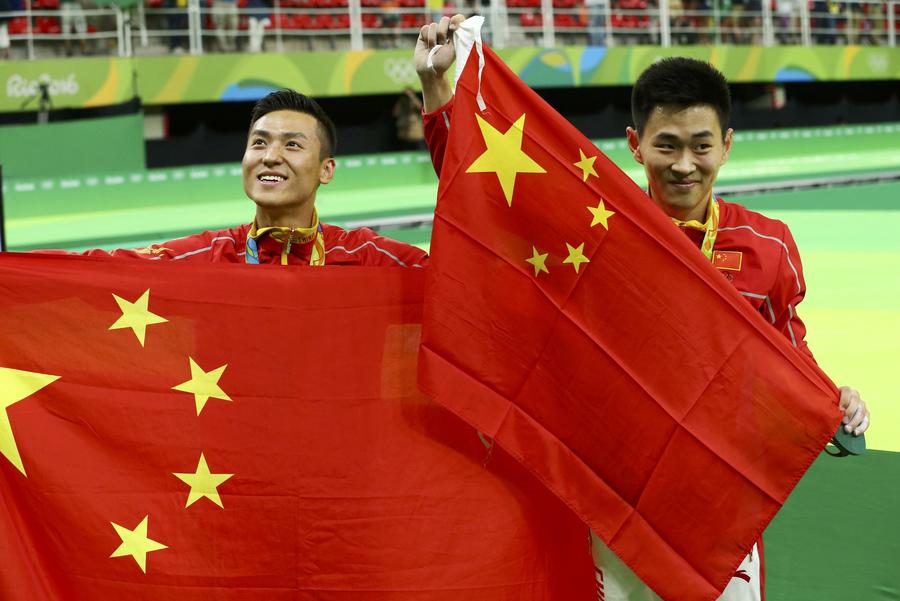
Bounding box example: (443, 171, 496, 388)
(414, 14, 869, 601)
(2, 68, 601, 599)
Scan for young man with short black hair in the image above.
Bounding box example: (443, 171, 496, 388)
(415, 19, 869, 601)
(51, 89, 427, 268)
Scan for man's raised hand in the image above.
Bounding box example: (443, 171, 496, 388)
(414, 14, 466, 112)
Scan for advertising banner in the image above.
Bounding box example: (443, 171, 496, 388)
(2, 46, 898, 112)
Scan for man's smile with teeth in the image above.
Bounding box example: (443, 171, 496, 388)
(259, 175, 286, 182)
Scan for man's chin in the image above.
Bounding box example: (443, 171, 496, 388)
(655, 197, 706, 219)
(667, 188, 707, 206)
(250, 194, 292, 208)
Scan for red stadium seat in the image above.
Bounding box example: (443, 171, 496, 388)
(519, 11, 542, 27)
(308, 14, 331, 28)
(8, 17, 30, 34)
(273, 12, 291, 29)
(400, 12, 424, 28)
(36, 16, 61, 34)
(284, 13, 304, 29)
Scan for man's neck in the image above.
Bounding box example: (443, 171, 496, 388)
(667, 205, 708, 224)
(657, 195, 711, 224)
(255, 204, 315, 230)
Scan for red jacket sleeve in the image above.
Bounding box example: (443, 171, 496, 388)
(33, 246, 173, 260)
(31, 231, 231, 261)
(422, 98, 454, 178)
(768, 222, 814, 359)
(335, 227, 429, 267)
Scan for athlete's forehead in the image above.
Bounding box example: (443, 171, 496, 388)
(642, 104, 724, 140)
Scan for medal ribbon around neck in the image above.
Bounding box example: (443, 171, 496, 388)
(671, 196, 720, 262)
(245, 218, 326, 266)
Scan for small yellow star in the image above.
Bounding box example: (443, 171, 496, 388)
(0, 367, 60, 476)
(172, 357, 232, 416)
(173, 453, 234, 509)
(587, 199, 616, 230)
(563, 242, 591, 274)
(109, 289, 168, 347)
(110, 515, 168, 573)
(525, 246, 550, 277)
(574, 149, 598, 182)
(466, 113, 546, 207)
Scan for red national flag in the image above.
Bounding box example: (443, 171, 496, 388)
(417, 36, 842, 601)
(0, 253, 594, 600)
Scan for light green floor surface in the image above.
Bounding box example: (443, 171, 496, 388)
(764, 207, 900, 454)
(4, 123, 899, 251)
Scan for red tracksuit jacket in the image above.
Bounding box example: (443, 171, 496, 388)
(40, 222, 429, 268)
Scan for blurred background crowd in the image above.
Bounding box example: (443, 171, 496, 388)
(1, 0, 897, 59)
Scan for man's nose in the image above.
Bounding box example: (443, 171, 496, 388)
(263, 144, 283, 165)
(671, 152, 696, 175)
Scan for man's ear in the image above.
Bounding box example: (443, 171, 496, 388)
(721, 128, 734, 165)
(319, 157, 336, 185)
(626, 127, 643, 164)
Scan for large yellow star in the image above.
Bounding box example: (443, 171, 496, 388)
(574, 149, 598, 182)
(525, 246, 550, 277)
(110, 515, 167, 573)
(587, 199, 616, 230)
(172, 358, 231, 415)
(466, 113, 546, 207)
(173, 453, 234, 509)
(0, 367, 59, 477)
(563, 242, 591, 274)
(109, 289, 168, 347)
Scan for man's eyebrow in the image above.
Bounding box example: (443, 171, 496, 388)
(652, 130, 715, 140)
(249, 129, 309, 140)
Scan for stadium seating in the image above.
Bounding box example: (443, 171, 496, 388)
(2, 0, 895, 55)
